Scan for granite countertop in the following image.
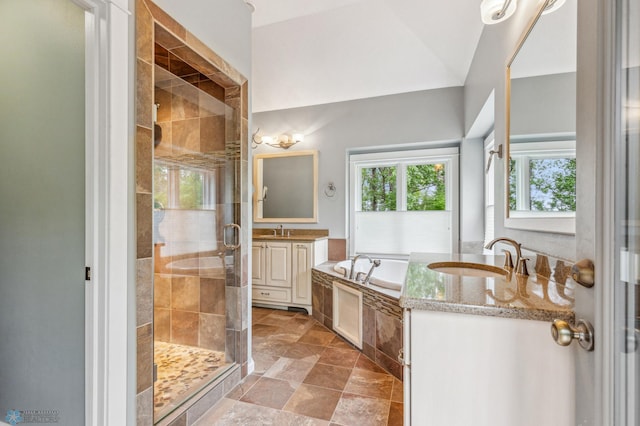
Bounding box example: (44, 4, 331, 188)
(253, 234, 329, 242)
(253, 228, 329, 242)
(400, 253, 575, 322)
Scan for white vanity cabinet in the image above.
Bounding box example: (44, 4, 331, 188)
(403, 309, 575, 426)
(252, 238, 327, 313)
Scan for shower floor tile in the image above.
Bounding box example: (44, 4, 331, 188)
(153, 341, 228, 419)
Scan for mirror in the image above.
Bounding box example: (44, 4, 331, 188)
(506, 0, 577, 234)
(253, 150, 318, 223)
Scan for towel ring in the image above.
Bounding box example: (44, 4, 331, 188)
(324, 182, 336, 197)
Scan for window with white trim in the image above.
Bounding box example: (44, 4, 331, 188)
(508, 140, 576, 214)
(349, 147, 459, 256)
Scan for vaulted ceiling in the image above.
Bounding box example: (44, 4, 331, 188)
(250, 0, 485, 112)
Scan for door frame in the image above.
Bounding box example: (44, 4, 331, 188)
(75, 0, 131, 424)
(586, 0, 617, 422)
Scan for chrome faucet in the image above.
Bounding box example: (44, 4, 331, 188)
(349, 254, 372, 280)
(362, 259, 381, 284)
(276, 224, 284, 237)
(484, 237, 529, 275)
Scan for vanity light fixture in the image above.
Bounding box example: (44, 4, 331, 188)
(480, 0, 517, 25)
(252, 128, 305, 150)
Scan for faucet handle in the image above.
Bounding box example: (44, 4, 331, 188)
(501, 249, 514, 269)
(517, 257, 530, 276)
(355, 271, 367, 282)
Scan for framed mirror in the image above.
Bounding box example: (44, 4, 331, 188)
(253, 150, 318, 223)
(505, 0, 577, 234)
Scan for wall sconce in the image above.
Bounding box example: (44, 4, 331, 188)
(252, 128, 304, 149)
(480, 0, 517, 25)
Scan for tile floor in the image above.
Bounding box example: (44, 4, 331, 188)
(154, 341, 229, 419)
(194, 307, 403, 425)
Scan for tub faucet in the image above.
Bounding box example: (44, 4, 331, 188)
(349, 254, 372, 280)
(484, 237, 528, 275)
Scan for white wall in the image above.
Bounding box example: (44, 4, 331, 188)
(252, 87, 465, 239)
(464, 0, 577, 261)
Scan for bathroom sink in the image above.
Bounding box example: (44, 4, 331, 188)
(427, 261, 508, 278)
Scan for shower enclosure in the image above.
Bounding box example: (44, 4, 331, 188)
(151, 41, 240, 421)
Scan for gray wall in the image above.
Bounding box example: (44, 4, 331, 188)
(511, 72, 576, 136)
(464, 0, 577, 261)
(460, 137, 485, 247)
(253, 87, 465, 240)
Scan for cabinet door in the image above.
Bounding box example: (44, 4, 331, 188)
(252, 242, 266, 285)
(292, 242, 313, 305)
(266, 242, 290, 287)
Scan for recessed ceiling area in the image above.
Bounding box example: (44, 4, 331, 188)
(250, 0, 485, 112)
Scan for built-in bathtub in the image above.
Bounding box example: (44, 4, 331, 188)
(164, 255, 226, 278)
(333, 258, 408, 292)
(312, 260, 405, 379)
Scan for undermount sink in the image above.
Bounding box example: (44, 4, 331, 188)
(427, 261, 509, 278)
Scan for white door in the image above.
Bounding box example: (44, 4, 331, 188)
(577, 0, 639, 423)
(611, 0, 639, 422)
(0, 1, 86, 424)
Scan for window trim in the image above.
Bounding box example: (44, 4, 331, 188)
(348, 147, 459, 256)
(509, 140, 576, 214)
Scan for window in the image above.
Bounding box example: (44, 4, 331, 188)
(154, 161, 217, 210)
(508, 141, 576, 213)
(349, 147, 459, 256)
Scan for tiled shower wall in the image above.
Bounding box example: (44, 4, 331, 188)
(154, 272, 227, 352)
(135, 0, 250, 424)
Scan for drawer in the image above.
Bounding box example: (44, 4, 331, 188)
(253, 286, 291, 303)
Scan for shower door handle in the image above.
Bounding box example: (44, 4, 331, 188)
(223, 223, 241, 250)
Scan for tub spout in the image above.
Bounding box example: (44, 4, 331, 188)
(349, 254, 372, 280)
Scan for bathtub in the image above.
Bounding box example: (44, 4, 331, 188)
(333, 258, 408, 291)
(167, 256, 224, 276)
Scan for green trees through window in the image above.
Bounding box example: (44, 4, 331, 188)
(407, 164, 446, 211)
(509, 156, 576, 212)
(154, 163, 211, 210)
(360, 163, 446, 211)
(361, 166, 397, 211)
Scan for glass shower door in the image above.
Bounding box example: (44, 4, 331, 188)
(152, 59, 238, 421)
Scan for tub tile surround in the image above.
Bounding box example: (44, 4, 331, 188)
(135, 0, 249, 424)
(311, 268, 403, 380)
